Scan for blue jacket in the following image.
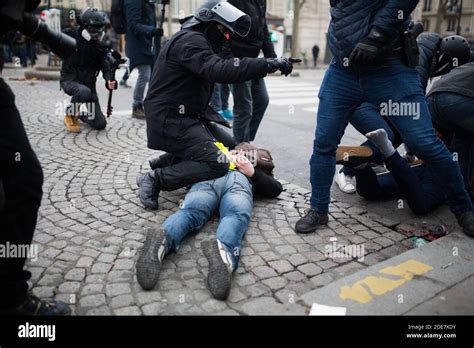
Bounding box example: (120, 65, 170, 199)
(124, 0, 156, 69)
(328, 0, 420, 63)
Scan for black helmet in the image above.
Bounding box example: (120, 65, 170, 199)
(79, 7, 106, 28)
(182, 0, 252, 37)
(433, 35, 471, 76)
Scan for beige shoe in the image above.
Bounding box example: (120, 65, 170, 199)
(64, 115, 81, 133)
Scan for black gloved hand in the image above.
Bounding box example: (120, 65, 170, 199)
(349, 28, 390, 66)
(154, 28, 164, 38)
(267, 57, 302, 76)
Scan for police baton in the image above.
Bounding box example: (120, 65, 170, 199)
(106, 49, 127, 119)
(153, 0, 170, 61)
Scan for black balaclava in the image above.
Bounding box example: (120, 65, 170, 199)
(201, 22, 228, 52)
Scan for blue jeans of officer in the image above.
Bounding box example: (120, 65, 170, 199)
(310, 59, 472, 216)
(162, 171, 253, 270)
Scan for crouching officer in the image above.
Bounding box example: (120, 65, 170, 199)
(60, 7, 117, 133)
(138, 0, 297, 210)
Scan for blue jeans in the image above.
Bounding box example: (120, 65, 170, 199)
(310, 59, 472, 216)
(210, 83, 230, 111)
(428, 92, 474, 193)
(355, 152, 446, 215)
(342, 102, 403, 176)
(232, 78, 269, 143)
(162, 171, 253, 270)
(133, 64, 151, 108)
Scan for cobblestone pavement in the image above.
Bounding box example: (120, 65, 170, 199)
(10, 79, 421, 315)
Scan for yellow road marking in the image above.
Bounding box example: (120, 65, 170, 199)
(339, 260, 433, 304)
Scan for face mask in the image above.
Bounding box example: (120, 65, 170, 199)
(204, 23, 227, 52)
(81, 27, 104, 42)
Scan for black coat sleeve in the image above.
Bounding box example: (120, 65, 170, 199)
(179, 33, 269, 84)
(416, 33, 442, 90)
(60, 28, 78, 82)
(98, 44, 113, 81)
(251, 168, 283, 199)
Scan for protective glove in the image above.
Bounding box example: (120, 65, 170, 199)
(267, 57, 302, 76)
(349, 28, 390, 66)
(154, 28, 164, 38)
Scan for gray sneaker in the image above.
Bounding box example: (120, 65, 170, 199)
(202, 239, 233, 301)
(136, 229, 168, 290)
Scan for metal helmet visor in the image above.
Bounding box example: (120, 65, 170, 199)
(211, 1, 251, 37)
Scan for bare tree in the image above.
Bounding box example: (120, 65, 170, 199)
(291, 0, 306, 57)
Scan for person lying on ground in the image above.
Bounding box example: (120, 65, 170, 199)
(337, 130, 447, 217)
(136, 148, 283, 300)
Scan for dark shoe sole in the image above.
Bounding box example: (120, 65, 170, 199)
(136, 175, 159, 211)
(136, 229, 166, 290)
(336, 146, 373, 167)
(202, 240, 231, 301)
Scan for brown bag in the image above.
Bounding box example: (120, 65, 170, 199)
(235, 143, 275, 176)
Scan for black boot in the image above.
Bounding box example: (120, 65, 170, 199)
(457, 211, 474, 237)
(136, 229, 168, 290)
(202, 239, 233, 301)
(136, 171, 160, 210)
(295, 209, 329, 234)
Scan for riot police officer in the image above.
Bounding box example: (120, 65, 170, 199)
(138, 0, 297, 210)
(61, 7, 117, 133)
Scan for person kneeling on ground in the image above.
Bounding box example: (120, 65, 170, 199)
(60, 7, 117, 133)
(138, 0, 296, 211)
(337, 129, 448, 218)
(136, 147, 283, 300)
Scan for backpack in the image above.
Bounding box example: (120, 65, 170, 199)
(110, 0, 126, 34)
(235, 143, 275, 176)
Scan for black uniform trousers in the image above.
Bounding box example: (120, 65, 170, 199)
(0, 78, 43, 309)
(61, 81, 107, 131)
(152, 121, 237, 170)
(150, 110, 234, 192)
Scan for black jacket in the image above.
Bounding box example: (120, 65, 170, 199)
(227, 0, 276, 59)
(416, 33, 442, 90)
(252, 168, 283, 198)
(144, 29, 269, 151)
(60, 27, 112, 88)
(328, 0, 417, 63)
(428, 62, 474, 99)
